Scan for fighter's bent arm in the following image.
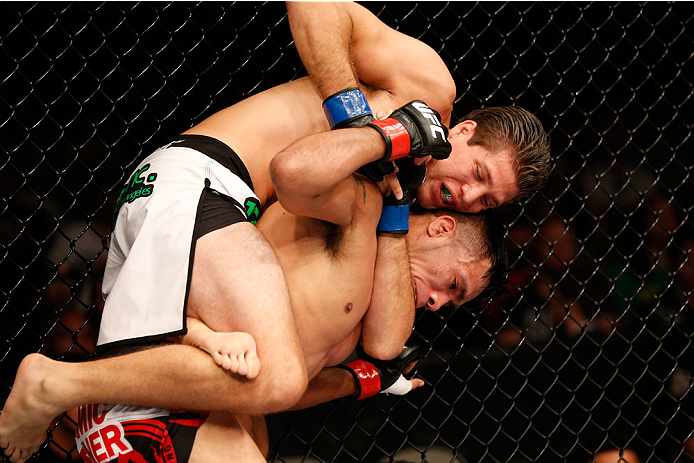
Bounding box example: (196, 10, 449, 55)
(287, 1, 455, 123)
(286, 368, 359, 410)
(287, 1, 355, 99)
(270, 128, 385, 225)
(360, 234, 416, 360)
(288, 356, 425, 410)
(287, 1, 452, 360)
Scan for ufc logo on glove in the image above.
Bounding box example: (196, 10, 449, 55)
(411, 101, 446, 140)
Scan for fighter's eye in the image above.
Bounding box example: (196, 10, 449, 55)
(451, 279, 458, 290)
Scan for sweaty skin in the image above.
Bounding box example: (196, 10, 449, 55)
(256, 202, 491, 378)
(258, 196, 379, 378)
(0, 3, 459, 461)
(185, 171, 492, 461)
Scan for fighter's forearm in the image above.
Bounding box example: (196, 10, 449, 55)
(270, 128, 385, 223)
(287, 367, 357, 410)
(287, 2, 357, 99)
(287, 1, 456, 127)
(361, 234, 416, 360)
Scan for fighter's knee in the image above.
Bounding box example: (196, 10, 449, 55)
(259, 343, 307, 383)
(283, 367, 309, 403)
(258, 365, 308, 412)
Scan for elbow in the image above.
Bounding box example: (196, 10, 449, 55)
(361, 340, 403, 361)
(270, 150, 300, 201)
(428, 72, 456, 128)
(270, 148, 316, 214)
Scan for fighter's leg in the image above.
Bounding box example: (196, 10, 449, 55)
(1, 224, 305, 462)
(238, 414, 269, 458)
(189, 412, 266, 463)
(196, 331, 260, 378)
(187, 222, 308, 410)
(0, 354, 63, 463)
(183, 317, 261, 378)
(0, 346, 249, 463)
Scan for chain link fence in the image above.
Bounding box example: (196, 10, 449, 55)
(1, 2, 692, 462)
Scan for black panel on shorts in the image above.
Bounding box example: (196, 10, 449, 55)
(196, 187, 249, 239)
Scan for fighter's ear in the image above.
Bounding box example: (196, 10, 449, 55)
(427, 215, 457, 238)
(449, 120, 477, 138)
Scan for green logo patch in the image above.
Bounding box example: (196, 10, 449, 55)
(113, 164, 157, 227)
(245, 197, 260, 225)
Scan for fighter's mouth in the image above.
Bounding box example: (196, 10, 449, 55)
(441, 184, 454, 206)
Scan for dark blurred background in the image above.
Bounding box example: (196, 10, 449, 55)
(1, 2, 692, 462)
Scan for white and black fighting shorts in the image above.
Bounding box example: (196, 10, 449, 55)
(97, 134, 261, 353)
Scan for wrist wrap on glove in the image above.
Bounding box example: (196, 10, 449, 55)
(323, 87, 375, 129)
(377, 159, 427, 234)
(337, 339, 426, 400)
(377, 202, 409, 234)
(367, 100, 451, 162)
(323, 87, 393, 182)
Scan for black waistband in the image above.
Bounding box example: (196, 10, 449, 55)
(171, 134, 254, 192)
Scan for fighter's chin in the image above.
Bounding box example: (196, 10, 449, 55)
(414, 189, 435, 209)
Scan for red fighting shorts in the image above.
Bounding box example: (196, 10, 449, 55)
(76, 404, 209, 463)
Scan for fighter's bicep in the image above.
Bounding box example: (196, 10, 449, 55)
(293, 175, 361, 226)
(348, 5, 455, 122)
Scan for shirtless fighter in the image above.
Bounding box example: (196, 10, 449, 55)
(0, 3, 547, 461)
(74, 100, 507, 462)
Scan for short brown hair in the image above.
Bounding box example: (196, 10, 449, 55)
(414, 206, 508, 307)
(463, 107, 551, 202)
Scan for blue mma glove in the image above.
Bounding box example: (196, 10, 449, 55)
(376, 158, 427, 234)
(323, 87, 375, 129)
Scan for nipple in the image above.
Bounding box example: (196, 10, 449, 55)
(344, 302, 353, 313)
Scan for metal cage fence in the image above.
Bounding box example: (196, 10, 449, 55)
(1, 2, 692, 462)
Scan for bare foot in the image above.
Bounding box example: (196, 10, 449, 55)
(0, 354, 65, 463)
(205, 332, 261, 380)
